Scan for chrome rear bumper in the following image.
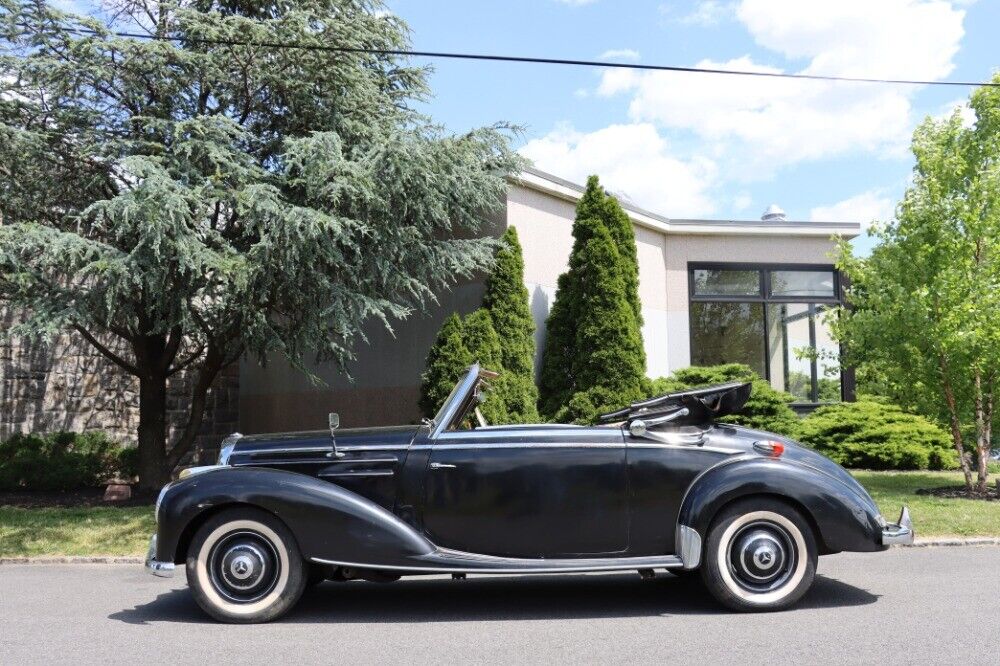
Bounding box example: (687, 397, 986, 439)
(145, 535, 175, 577)
(881, 506, 914, 546)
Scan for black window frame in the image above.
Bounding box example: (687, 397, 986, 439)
(687, 262, 854, 405)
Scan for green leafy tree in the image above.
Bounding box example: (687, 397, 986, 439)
(418, 313, 471, 419)
(539, 176, 646, 419)
(649, 364, 799, 435)
(834, 76, 1000, 493)
(0, 1, 523, 489)
(482, 226, 539, 423)
(462, 309, 506, 423)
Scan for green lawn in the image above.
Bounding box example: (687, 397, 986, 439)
(0, 472, 997, 557)
(0, 506, 155, 557)
(851, 471, 1000, 538)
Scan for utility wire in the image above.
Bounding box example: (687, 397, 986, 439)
(38, 25, 1000, 89)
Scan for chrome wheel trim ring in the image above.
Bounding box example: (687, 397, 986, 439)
(716, 511, 808, 604)
(195, 520, 290, 616)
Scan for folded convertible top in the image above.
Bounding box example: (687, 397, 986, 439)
(597, 381, 752, 426)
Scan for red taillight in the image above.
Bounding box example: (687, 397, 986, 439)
(753, 440, 785, 457)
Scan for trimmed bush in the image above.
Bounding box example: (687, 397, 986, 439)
(540, 176, 647, 421)
(795, 399, 957, 470)
(648, 364, 799, 435)
(462, 309, 507, 423)
(482, 226, 539, 423)
(419, 313, 472, 418)
(0, 431, 133, 491)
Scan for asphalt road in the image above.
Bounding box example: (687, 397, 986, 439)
(1, 546, 997, 665)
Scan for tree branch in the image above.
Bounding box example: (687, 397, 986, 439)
(73, 324, 140, 375)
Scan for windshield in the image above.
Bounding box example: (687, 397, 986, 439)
(432, 368, 473, 428)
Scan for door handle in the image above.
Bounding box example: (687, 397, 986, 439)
(429, 462, 456, 470)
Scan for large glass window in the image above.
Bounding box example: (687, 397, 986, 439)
(692, 269, 761, 296)
(690, 302, 766, 376)
(689, 264, 845, 403)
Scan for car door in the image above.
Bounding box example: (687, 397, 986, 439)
(420, 426, 629, 558)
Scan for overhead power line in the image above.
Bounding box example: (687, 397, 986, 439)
(42, 25, 1000, 88)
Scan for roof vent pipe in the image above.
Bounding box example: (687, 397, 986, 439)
(761, 204, 787, 222)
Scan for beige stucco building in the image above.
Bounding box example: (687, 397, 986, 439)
(239, 168, 860, 433)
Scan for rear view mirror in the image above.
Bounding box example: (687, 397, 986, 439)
(328, 412, 340, 432)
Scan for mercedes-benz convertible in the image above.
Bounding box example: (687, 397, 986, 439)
(146, 364, 913, 623)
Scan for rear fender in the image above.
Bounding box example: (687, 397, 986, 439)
(156, 466, 434, 566)
(678, 457, 884, 559)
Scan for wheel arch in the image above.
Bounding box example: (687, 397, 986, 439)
(172, 501, 278, 564)
(156, 466, 437, 568)
(678, 457, 883, 556)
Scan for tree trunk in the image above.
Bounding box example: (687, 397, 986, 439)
(137, 372, 171, 492)
(976, 383, 993, 494)
(940, 358, 973, 490)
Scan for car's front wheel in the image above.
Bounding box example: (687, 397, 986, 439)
(700, 498, 817, 612)
(186, 507, 307, 623)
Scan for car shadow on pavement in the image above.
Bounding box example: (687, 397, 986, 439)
(110, 572, 878, 625)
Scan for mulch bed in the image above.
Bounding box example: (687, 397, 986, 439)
(0, 488, 156, 508)
(916, 485, 1000, 502)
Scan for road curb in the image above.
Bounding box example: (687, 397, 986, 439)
(2, 538, 1000, 565)
(0, 556, 144, 565)
(907, 537, 1000, 547)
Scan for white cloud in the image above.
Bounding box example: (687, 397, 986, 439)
(594, 1, 966, 177)
(934, 99, 976, 127)
(810, 190, 895, 229)
(732, 193, 753, 212)
(520, 123, 719, 217)
(737, 0, 963, 80)
(678, 1, 735, 26)
(600, 49, 641, 61)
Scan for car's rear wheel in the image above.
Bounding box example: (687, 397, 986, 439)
(700, 498, 817, 612)
(186, 507, 307, 623)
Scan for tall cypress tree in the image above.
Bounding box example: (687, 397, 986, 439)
(462, 309, 506, 423)
(539, 176, 647, 420)
(419, 313, 471, 418)
(482, 227, 539, 422)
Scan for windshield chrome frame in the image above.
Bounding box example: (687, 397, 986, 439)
(430, 363, 481, 439)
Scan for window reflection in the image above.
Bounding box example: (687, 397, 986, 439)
(769, 270, 835, 298)
(692, 269, 761, 296)
(766, 304, 841, 402)
(690, 302, 766, 377)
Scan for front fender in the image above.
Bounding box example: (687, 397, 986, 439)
(155, 466, 435, 566)
(678, 456, 884, 556)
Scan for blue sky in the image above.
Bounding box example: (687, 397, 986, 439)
(387, 0, 998, 253)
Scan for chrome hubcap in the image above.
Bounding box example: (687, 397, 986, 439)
(727, 521, 796, 592)
(208, 531, 280, 603)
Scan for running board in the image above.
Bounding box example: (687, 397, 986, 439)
(310, 551, 684, 574)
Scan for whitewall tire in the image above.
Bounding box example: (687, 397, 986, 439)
(700, 498, 817, 612)
(186, 507, 307, 623)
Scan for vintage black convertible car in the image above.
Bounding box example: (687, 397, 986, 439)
(146, 364, 913, 623)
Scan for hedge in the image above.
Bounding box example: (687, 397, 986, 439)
(0, 431, 136, 491)
(794, 399, 957, 470)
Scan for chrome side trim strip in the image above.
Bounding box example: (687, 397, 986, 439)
(309, 555, 684, 574)
(410, 442, 622, 451)
(628, 443, 743, 454)
(337, 445, 409, 452)
(321, 457, 399, 465)
(676, 524, 702, 569)
(242, 446, 334, 456)
(319, 470, 395, 479)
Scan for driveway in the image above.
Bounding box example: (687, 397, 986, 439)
(1, 546, 996, 665)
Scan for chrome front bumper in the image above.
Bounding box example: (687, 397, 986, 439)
(881, 506, 914, 546)
(145, 535, 175, 578)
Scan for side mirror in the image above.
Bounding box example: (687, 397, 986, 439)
(328, 412, 344, 458)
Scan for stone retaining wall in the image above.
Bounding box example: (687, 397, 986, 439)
(0, 307, 238, 465)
